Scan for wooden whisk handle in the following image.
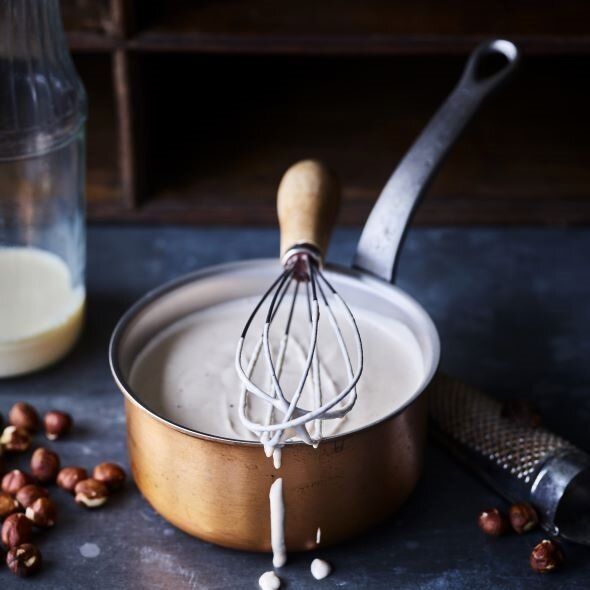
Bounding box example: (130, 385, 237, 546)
(277, 160, 340, 262)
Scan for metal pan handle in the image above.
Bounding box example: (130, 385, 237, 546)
(353, 39, 520, 283)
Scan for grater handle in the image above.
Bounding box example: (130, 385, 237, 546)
(430, 374, 590, 541)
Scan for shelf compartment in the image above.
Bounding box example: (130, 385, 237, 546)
(134, 53, 590, 225)
(74, 53, 123, 212)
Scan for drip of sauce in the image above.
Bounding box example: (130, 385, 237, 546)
(316, 527, 321, 544)
(259, 571, 281, 590)
(272, 449, 282, 470)
(310, 558, 332, 580)
(269, 478, 286, 568)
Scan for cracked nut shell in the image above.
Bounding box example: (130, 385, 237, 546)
(8, 403, 40, 433)
(25, 497, 56, 528)
(44, 411, 72, 440)
(57, 466, 88, 494)
(0, 492, 20, 520)
(30, 448, 61, 484)
(93, 462, 126, 491)
(15, 485, 48, 509)
(6, 543, 42, 577)
(530, 539, 565, 573)
(74, 478, 108, 508)
(0, 426, 32, 452)
(509, 502, 539, 534)
(2, 513, 33, 548)
(477, 508, 510, 536)
(1, 470, 33, 495)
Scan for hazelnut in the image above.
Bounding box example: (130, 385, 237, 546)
(93, 462, 126, 491)
(530, 539, 565, 573)
(15, 485, 48, 509)
(1, 470, 33, 495)
(0, 492, 20, 520)
(1, 513, 33, 547)
(500, 400, 541, 428)
(57, 466, 88, 494)
(8, 403, 40, 432)
(509, 502, 539, 534)
(30, 447, 60, 483)
(6, 543, 42, 577)
(0, 426, 32, 452)
(477, 508, 510, 536)
(44, 410, 72, 440)
(25, 497, 56, 528)
(74, 478, 108, 509)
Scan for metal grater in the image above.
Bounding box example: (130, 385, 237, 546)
(430, 374, 590, 545)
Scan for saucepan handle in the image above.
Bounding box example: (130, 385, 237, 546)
(353, 39, 520, 283)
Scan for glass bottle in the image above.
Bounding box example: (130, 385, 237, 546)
(0, 0, 87, 377)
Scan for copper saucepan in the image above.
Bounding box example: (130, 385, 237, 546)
(110, 40, 519, 552)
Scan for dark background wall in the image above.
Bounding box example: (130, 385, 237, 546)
(66, 0, 590, 225)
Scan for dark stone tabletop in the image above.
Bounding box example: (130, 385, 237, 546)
(1, 225, 589, 589)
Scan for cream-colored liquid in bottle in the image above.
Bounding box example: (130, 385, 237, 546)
(0, 247, 84, 377)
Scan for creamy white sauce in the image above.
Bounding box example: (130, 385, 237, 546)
(259, 570, 281, 590)
(129, 296, 424, 440)
(269, 478, 286, 568)
(310, 558, 332, 580)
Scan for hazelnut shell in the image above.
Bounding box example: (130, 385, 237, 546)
(6, 543, 42, 577)
(57, 466, 88, 494)
(93, 462, 126, 491)
(2, 513, 33, 548)
(30, 448, 61, 484)
(74, 478, 109, 509)
(8, 403, 40, 433)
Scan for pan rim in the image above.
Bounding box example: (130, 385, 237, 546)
(109, 258, 440, 446)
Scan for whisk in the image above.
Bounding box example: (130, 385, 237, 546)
(235, 160, 363, 452)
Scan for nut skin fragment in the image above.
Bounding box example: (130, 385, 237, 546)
(15, 485, 48, 509)
(1, 470, 33, 495)
(530, 539, 565, 573)
(25, 497, 57, 528)
(6, 543, 42, 577)
(30, 448, 61, 484)
(44, 411, 72, 440)
(2, 513, 33, 548)
(57, 466, 88, 494)
(8, 403, 40, 433)
(74, 478, 108, 509)
(0, 426, 32, 452)
(0, 492, 21, 520)
(500, 400, 542, 428)
(509, 502, 539, 534)
(93, 462, 126, 491)
(477, 508, 510, 536)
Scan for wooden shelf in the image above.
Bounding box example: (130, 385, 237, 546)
(133, 54, 590, 224)
(73, 53, 122, 211)
(130, 0, 590, 54)
(63, 0, 590, 225)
